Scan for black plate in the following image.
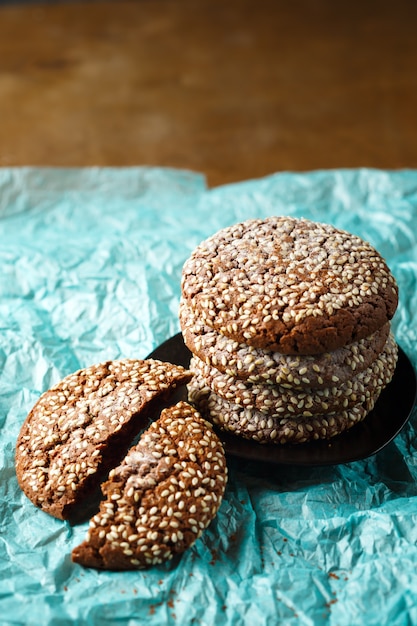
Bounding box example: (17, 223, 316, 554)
(147, 334, 417, 466)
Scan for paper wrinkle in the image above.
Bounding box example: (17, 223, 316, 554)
(0, 167, 417, 625)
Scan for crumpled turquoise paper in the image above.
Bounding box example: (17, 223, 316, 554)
(1, 166, 417, 626)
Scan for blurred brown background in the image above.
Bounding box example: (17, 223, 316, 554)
(1, 0, 416, 187)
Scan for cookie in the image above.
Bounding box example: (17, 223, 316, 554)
(189, 388, 375, 444)
(15, 359, 192, 521)
(188, 336, 398, 445)
(188, 332, 398, 417)
(180, 300, 391, 388)
(180, 217, 398, 354)
(71, 401, 227, 570)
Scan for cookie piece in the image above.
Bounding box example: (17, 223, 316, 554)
(72, 401, 227, 570)
(180, 300, 391, 388)
(188, 332, 398, 416)
(15, 359, 192, 521)
(180, 217, 398, 354)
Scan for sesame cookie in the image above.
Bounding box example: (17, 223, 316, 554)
(15, 359, 192, 521)
(189, 387, 375, 445)
(72, 401, 227, 570)
(180, 217, 398, 354)
(188, 336, 398, 445)
(180, 300, 391, 388)
(188, 332, 398, 417)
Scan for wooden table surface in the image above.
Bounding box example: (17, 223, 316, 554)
(1, 0, 417, 187)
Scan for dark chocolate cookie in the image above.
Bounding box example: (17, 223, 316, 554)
(72, 401, 227, 570)
(188, 333, 398, 416)
(180, 300, 391, 388)
(180, 217, 398, 354)
(188, 337, 398, 445)
(189, 387, 375, 445)
(15, 359, 192, 521)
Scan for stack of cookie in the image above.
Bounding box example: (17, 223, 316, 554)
(180, 216, 399, 445)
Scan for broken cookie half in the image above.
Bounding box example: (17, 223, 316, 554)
(72, 401, 227, 570)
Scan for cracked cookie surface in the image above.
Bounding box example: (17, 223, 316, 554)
(180, 216, 398, 354)
(15, 359, 192, 521)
